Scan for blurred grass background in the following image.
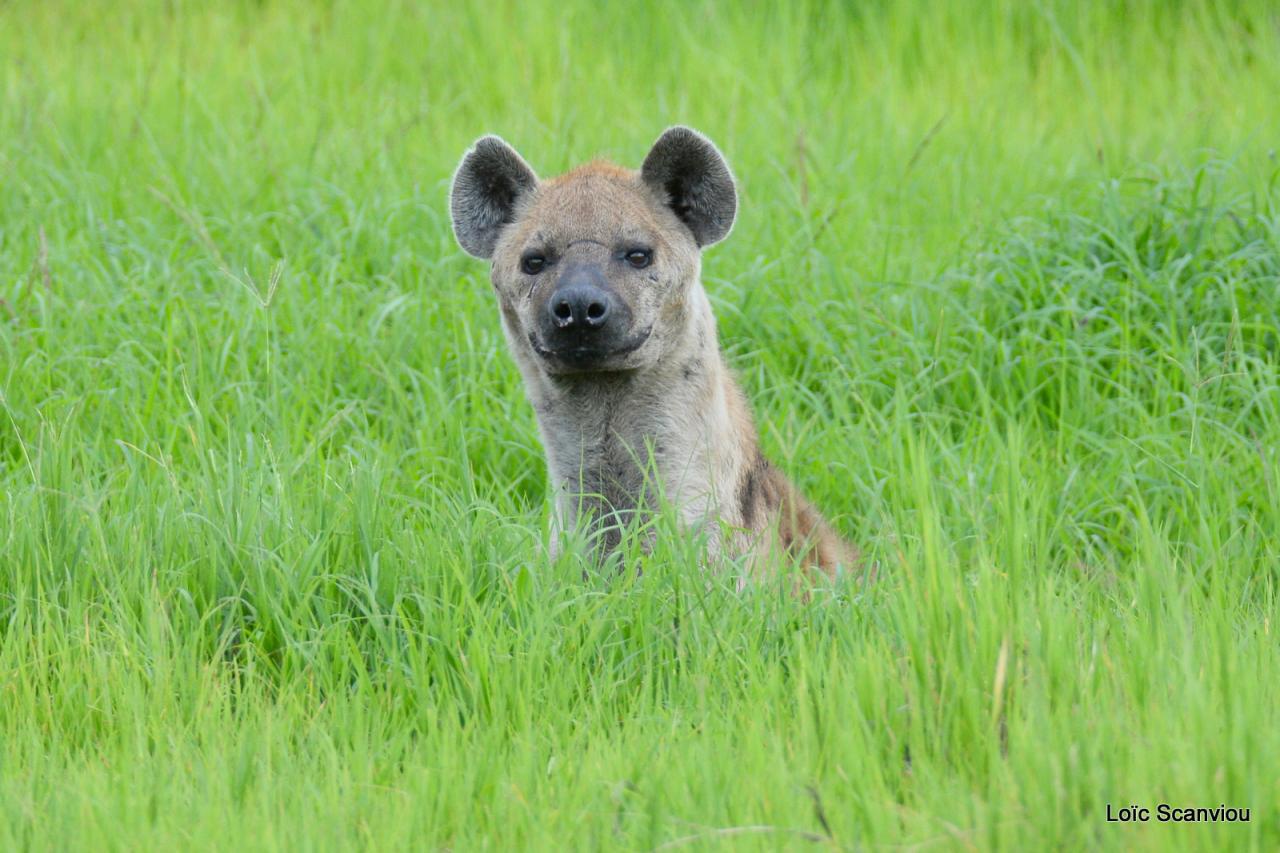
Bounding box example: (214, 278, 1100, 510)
(2, 1, 1278, 849)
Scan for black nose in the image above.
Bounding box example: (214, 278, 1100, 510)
(549, 283, 612, 331)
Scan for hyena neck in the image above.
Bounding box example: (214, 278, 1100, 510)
(530, 293, 753, 538)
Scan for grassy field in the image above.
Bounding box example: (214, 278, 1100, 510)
(2, 0, 1279, 849)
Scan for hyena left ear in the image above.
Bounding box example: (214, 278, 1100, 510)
(641, 126, 738, 247)
(450, 135, 539, 259)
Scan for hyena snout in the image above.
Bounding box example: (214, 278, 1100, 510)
(548, 265, 615, 332)
(535, 263, 639, 370)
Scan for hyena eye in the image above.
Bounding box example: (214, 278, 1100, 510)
(625, 249, 653, 269)
(521, 253, 547, 275)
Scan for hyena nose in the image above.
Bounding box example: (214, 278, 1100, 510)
(549, 283, 612, 331)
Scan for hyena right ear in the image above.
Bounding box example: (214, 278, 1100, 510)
(641, 126, 738, 247)
(450, 136, 539, 259)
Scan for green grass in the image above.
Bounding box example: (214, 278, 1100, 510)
(2, 0, 1279, 849)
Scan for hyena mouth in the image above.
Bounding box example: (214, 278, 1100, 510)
(528, 326, 653, 370)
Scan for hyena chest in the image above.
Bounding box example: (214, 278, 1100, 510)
(544, 407, 675, 548)
(557, 428, 650, 513)
(549, 420, 724, 559)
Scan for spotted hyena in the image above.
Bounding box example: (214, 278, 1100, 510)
(449, 126, 856, 578)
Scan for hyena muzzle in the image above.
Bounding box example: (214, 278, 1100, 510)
(449, 126, 857, 578)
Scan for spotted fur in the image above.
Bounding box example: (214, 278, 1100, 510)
(450, 127, 858, 580)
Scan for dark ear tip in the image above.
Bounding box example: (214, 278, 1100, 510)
(649, 126, 732, 172)
(470, 134, 510, 154)
(654, 125, 710, 148)
(658, 124, 697, 138)
(459, 136, 521, 171)
(451, 134, 538, 187)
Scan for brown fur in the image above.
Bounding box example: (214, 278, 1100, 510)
(725, 379, 858, 578)
(450, 128, 859, 583)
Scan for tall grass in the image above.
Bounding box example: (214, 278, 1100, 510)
(2, 0, 1278, 849)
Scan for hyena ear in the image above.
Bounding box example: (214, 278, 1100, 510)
(450, 135, 539, 259)
(640, 126, 737, 247)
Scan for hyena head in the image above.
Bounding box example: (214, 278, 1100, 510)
(449, 127, 736, 376)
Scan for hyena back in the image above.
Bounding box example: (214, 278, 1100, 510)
(449, 126, 856, 577)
